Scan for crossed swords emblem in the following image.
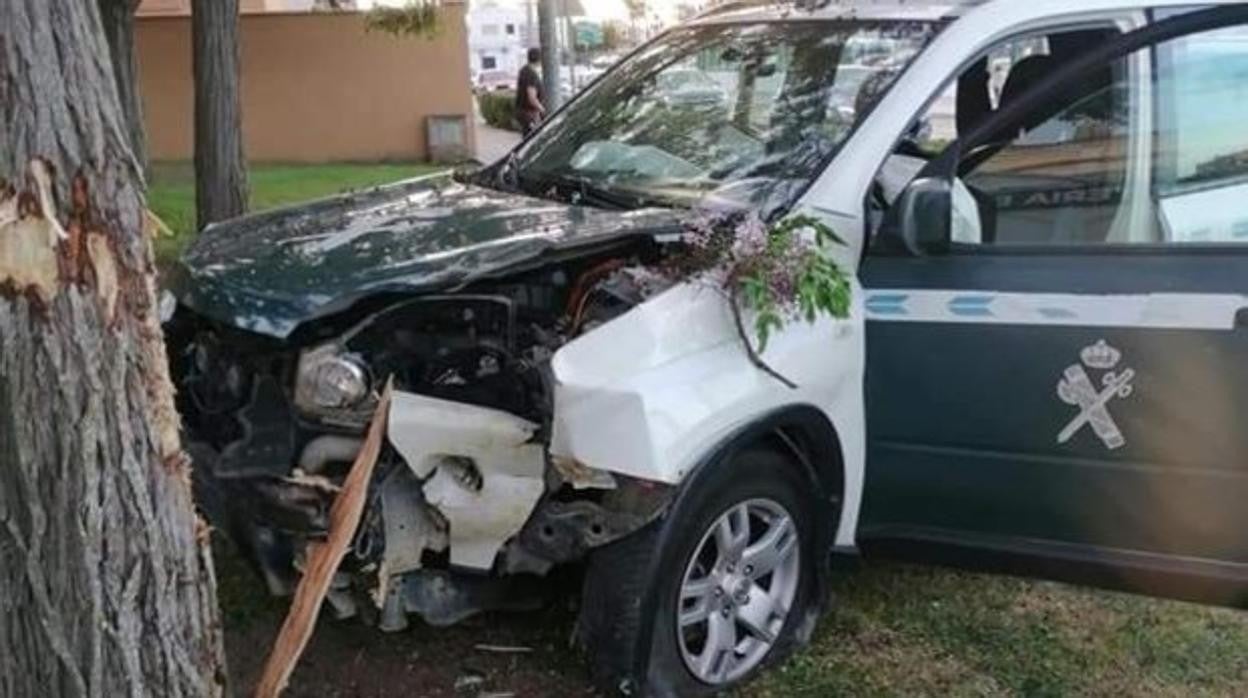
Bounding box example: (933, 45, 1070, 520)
(1056, 340, 1135, 450)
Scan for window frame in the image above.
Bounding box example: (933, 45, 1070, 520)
(863, 14, 1151, 257)
(885, 5, 1248, 257)
(953, 42, 1153, 248)
(1148, 13, 1248, 245)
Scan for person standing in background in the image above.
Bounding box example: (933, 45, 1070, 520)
(516, 47, 546, 135)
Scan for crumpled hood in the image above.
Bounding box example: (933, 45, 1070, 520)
(169, 173, 680, 339)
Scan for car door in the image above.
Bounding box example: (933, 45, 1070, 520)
(858, 5, 1248, 605)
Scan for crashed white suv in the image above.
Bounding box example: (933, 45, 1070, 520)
(166, 1, 1248, 694)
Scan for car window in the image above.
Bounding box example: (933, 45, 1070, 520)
(869, 26, 1127, 233)
(947, 23, 1248, 248)
(515, 20, 940, 215)
(904, 30, 1122, 160)
(1153, 23, 1248, 243)
(959, 58, 1133, 246)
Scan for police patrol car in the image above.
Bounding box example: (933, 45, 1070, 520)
(166, 1, 1248, 694)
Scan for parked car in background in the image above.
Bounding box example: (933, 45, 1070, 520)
(591, 53, 623, 70)
(474, 68, 513, 93)
(557, 67, 608, 103)
(167, 2, 1248, 695)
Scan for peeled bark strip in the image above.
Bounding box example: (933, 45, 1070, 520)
(192, 0, 249, 231)
(254, 385, 393, 698)
(0, 2, 227, 697)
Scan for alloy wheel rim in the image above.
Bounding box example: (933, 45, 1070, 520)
(676, 497, 801, 685)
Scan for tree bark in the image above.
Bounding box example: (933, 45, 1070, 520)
(191, 0, 248, 232)
(0, 1, 227, 697)
(97, 0, 147, 176)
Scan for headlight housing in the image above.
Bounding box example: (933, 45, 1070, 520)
(295, 344, 371, 414)
(158, 290, 178, 324)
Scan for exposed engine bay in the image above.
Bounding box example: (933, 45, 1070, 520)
(168, 242, 678, 629)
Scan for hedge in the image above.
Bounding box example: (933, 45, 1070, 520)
(478, 91, 520, 132)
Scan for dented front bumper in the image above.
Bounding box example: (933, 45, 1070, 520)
(177, 326, 673, 628)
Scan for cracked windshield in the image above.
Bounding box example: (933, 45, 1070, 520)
(514, 20, 939, 214)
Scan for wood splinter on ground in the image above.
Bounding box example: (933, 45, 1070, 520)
(254, 381, 393, 698)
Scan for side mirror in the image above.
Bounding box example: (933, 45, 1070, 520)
(877, 176, 952, 256)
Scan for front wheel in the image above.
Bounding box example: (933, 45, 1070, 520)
(675, 497, 802, 684)
(577, 448, 824, 697)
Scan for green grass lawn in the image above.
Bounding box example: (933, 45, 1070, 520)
(751, 563, 1248, 697)
(148, 161, 445, 266)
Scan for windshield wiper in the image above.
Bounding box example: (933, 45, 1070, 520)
(522, 170, 643, 210)
(491, 151, 521, 191)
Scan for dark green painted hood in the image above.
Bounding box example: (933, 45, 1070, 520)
(169, 174, 680, 339)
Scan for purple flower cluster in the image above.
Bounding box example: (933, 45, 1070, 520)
(730, 213, 769, 259)
(733, 214, 816, 315)
(683, 210, 720, 251)
(672, 210, 827, 315)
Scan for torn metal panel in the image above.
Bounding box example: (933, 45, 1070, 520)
(501, 476, 676, 575)
(378, 570, 545, 630)
(387, 391, 546, 570)
(550, 456, 618, 490)
(514, 500, 644, 564)
(374, 467, 448, 604)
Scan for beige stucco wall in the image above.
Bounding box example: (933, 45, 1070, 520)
(136, 6, 475, 162)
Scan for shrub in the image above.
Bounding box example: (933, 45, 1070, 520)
(364, 2, 440, 38)
(478, 91, 520, 132)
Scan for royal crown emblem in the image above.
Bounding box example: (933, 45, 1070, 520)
(1079, 340, 1121, 370)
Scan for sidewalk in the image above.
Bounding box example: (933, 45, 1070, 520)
(475, 122, 521, 165)
(472, 99, 521, 165)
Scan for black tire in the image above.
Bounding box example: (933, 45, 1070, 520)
(577, 447, 825, 697)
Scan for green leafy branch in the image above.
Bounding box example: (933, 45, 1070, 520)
(672, 212, 852, 389)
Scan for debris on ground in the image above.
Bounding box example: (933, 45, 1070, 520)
(452, 671, 486, 694)
(473, 644, 533, 654)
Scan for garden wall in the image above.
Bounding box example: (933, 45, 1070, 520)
(136, 4, 475, 162)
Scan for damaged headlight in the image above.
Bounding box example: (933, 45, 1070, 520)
(312, 357, 369, 408)
(295, 344, 371, 412)
(158, 290, 178, 324)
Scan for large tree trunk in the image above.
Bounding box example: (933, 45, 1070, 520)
(98, 0, 148, 175)
(191, 0, 248, 232)
(0, 2, 227, 697)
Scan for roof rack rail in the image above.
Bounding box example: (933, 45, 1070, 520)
(694, 0, 800, 21)
(694, 0, 988, 21)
